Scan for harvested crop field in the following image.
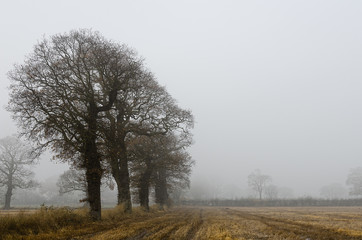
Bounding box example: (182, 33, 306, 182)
(2, 206, 362, 239)
(83, 207, 362, 240)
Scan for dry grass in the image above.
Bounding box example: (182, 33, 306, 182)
(0, 209, 37, 216)
(0, 206, 91, 240)
(1, 206, 362, 239)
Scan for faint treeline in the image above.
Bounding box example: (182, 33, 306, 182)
(181, 197, 362, 207)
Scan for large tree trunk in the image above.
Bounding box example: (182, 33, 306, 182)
(84, 107, 102, 221)
(109, 157, 132, 213)
(4, 178, 13, 210)
(117, 146, 132, 213)
(85, 152, 102, 220)
(138, 159, 153, 211)
(107, 129, 132, 213)
(155, 167, 168, 210)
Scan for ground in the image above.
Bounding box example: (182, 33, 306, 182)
(1, 206, 362, 239)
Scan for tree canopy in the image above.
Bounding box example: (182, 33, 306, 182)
(7, 29, 194, 219)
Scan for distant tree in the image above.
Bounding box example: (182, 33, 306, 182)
(57, 168, 114, 205)
(265, 184, 278, 200)
(0, 136, 38, 209)
(39, 176, 68, 204)
(57, 169, 87, 196)
(7, 29, 142, 220)
(248, 169, 271, 200)
(278, 187, 294, 199)
(346, 167, 362, 197)
(221, 184, 242, 199)
(189, 180, 212, 200)
(169, 185, 189, 205)
(320, 183, 347, 199)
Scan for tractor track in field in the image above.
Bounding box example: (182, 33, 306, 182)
(126, 209, 203, 240)
(185, 209, 204, 240)
(224, 208, 362, 240)
(70, 214, 157, 240)
(78, 208, 203, 240)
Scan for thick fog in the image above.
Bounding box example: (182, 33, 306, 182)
(1, 0, 362, 199)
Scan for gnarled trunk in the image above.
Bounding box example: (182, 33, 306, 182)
(155, 167, 168, 210)
(117, 146, 132, 213)
(138, 158, 153, 211)
(84, 107, 102, 221)
(84, 151, 102, 220)
(108, 136, 132, 213)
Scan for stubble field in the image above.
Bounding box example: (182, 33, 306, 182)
(1, 206, 362, 239)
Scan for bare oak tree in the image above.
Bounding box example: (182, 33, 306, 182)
(129, 133, 193, 210)
(0, 136, 38, 209)
(154, 148, 192, 209)
(7, 29, 142, 220)
(248, 169, 271, 200)
(101, 72, 193, 212)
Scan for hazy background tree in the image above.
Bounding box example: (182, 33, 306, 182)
(320, 183, 347, 199)
(248, 169, 272, 200)
(218, 184, 242, 200)
(7, 29, 142, 220)
(0, 136, 38, 209)
(188, 180, 213, 200)
(57, 168, 115, 203)
(57, 169, 87, 196)
(265, 184, 278, 200)
(277, 187, 295, 199)
(346, 167, 362, 197)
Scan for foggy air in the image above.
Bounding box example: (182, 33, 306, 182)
(1, 1, 362, 239)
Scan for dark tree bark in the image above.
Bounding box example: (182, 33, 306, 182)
(105, 126, 132, 212)
(83, 107, 102, 220)
(155, 167, 169, 210)
(138, 158, 153, 211)
(117, 146, 132, 212)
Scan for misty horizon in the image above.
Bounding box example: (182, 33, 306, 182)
(1, 1, 362, 200)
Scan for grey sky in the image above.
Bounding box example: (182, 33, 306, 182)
(1, 0, 362, 196)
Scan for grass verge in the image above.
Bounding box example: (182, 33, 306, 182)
(0, 205, 162, 240)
